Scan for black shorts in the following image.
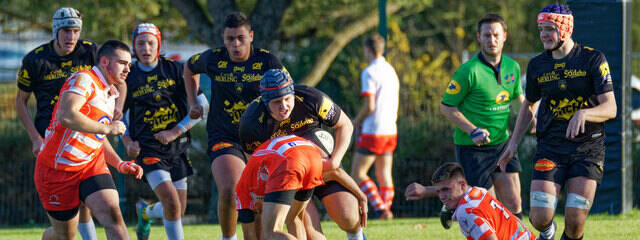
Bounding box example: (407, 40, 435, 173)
(532, 137, 605, 185)
(313, 180, 351, 199)
(208, 138, 248, 164)
(455, 140, 521, 189)
(137, 152, 193, 181)
(49, 174, 116, 221)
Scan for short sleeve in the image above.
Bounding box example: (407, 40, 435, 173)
(264, 53, 284, 70)
(525, 62, 541, 103)
(312, 89, 342, 127)
(441, 68, 471, 106)
(64, 73, 94, 99)
(513, 65, 523, 99)
(16, 57, 36, 92)
(187, 50, 211, 74)
(360, 69, 376, 96)
(590, 52, 613, 94)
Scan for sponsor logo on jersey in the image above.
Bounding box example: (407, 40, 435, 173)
(252, 62, 263, 70)
(537, 71, 560, 83)
(211, 142, 233, 151)
(144, 104, 179, 132)
(242, 73, 262, 82)
(142, 157, 161, 165)
(599, 62, 610, 79)
(190, 54, 201, 65)
(258, 165, 269, 181)
(82, 40, 93, 45)
(318, 97, 334, 120)
(468, 188, 483, 200)
(233, 66, 245, 72)
(147, 75, 158, 83)
(534, 159, 555, 171)
(549, 97, 588, 120)
(224, 100, 249, 124)
(95, 115, 111, 140)
(495, 90, 510, 104)
(446, 80, 461, 95)
(61, 60, 72, 67)
(48, 194, 60, 206)
(17, 69, 30, 86)
(564, 69, 586, 79)
(504, 73, 516, 84)
(554, 62, 566, 70)
(35, 46, 44, 54)
(218, 61, 228, 68)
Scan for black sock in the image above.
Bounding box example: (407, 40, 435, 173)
(561, 231, 583, 240)
(514, 212, 523, 220)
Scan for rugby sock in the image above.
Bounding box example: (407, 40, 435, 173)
(163, 218, 184, 240)
(539, 221, 556, 239)
(560, 232, 583, 240)
(514, 212, 523, 220)
(380, 185, 395, 209)
(222, 234, 237, 240)
(145, 202, 164, 219)
(77, 218, 98, 240)
(346, 228, 364, 240)
(359, 178, 386, 211)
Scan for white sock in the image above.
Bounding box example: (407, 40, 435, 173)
(145, 202, 164, 219)
(346, 228, 364, 240)
(540, 221, 556, 238)
(163, 218, 184, 240)
(222, 234, 237, 240)
(77, 218, 98, 240)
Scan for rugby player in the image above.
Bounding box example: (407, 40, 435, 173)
(499, 4, 616, 240)
(34, 40, 142, 240)
(121, 23, 208, 240)
(183, 12, 285, 240)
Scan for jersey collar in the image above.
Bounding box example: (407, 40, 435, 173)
(477, 53, 502, 84)
(91, 66, 109, 89)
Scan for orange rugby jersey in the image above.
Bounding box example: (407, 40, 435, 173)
(37, 66, 117, 172)
(453, 187, 535, 240)
(236, 135, 324, 211)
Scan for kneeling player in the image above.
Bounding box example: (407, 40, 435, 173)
(431, 162, 535, 240)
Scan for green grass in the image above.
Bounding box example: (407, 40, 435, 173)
(1, 210, 639, 239)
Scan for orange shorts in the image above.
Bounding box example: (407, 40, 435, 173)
(264, 149, 324, 194)
(34, 151, 110, 211)
(356, 133, 397, 155)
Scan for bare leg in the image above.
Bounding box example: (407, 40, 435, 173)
(84, 189, 129, 240)
(211, 154, 246, 238)
(564, 177, 597, 239)
(262, 202, 296, 240)
(492, 172, 522, 214)
(43, 212, 79, 240)
(302, 202, 326, 240)
(322, 192, 361, 233)
(529, 180, 561, 231)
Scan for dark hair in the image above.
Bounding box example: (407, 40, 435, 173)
(540, 3, 572, 15)
(477, 13, 507, 33)
(97, 40, 131, 60)
(224, 12, 251, 30)
(431, 162, 466, 185)
(364, 33, 385, 56)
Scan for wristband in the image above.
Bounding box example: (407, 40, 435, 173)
(470, 128, 483, 138)
(117, 160, 135, 173)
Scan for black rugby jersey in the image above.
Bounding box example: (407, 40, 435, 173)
(16, 40, 97, 136)
(239, 85, 342, 153)
(187, 46, 284, 145)
(526, 44, 613, 142)
(124, 57, 191, 156)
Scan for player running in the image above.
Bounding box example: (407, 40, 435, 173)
(121, 23, 208, 240)
(239, 69, 366, 240)
(183, 12, 285, 240)
(236, 129, 366, 240)
(430, 162, 536, 240)
(16, 8, 125, 240)
(498, 4, 616, 240)
(34, 40, 142, 240)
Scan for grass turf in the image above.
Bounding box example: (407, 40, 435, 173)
(1, 209, 639, 239)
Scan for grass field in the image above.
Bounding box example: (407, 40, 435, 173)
(1, 210, 639, 240)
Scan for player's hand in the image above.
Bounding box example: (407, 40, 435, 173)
(357, 194, 368, 228)
(117, 160, 143, 179)
(470, 128, 490, 146)
(112, 108, 123, 121)
(107, 120, 126, 135)
(189, 104, 203, 119)
(31, 136, 43, 157)
(566, 110, 586, 139)
(125, 140, 141, 158)
(405, 182, 428, 200)
(154, 128, 183, 145)
(497, 143, 517, 172)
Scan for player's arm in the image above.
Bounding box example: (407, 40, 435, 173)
(154, 92, 209, 145)
(326, 110, 353, 170)
(322, 167, 367, 227)
(511, 94, 538, 134)
(404, 182, 438, 200)
(103, 138, 142, 179)
(498, 98, 537, 171)
(57, 91, 125, 135)
(183, 63, 202, 118)
(354, 94, 375, 126)
(15, 89, 43, 156)
(566, 91, 616, 139)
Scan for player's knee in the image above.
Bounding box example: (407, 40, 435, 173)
(165, 200, 182, 218)
(218, 187, 237, 201)
(336, 214, 360, 232)
(565, 193, 591, 211)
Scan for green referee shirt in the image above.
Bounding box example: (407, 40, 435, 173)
(441, 53, 522, 146)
